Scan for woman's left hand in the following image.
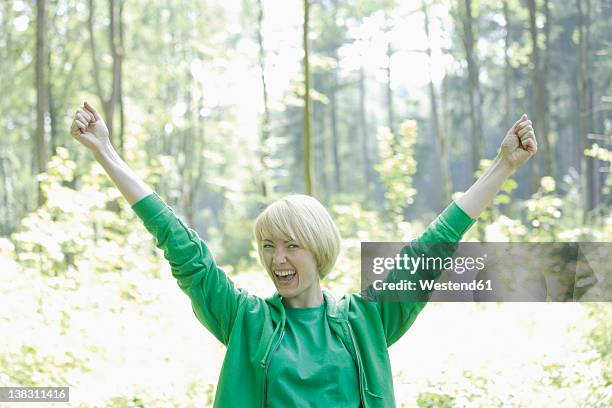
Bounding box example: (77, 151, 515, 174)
(499, 113, 538, 170)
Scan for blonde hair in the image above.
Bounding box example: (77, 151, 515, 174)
(253, 195, 341, 279)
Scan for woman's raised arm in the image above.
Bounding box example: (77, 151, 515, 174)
(368, 114, 538, 346)
(70, 101, 153, 205)
(456, 114, 537, 218)
(70, 102, 254, 345)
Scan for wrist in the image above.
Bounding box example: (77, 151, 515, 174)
(494, 154, 517, 177)
(92, 141, 117, 163)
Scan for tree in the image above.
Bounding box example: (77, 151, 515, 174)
(542, 0, 552, 178)
(422, 0, 451, 206)
(503, 0, 512, 126)
(36, 0, 49, 206)
(527, 0, 554, 192)
(256, 0, 270, 198)
(87, 0, 125, 153)
(457, 0, 484, 178)
(358, 66, 371, 195)
(327, 0, 342, 193)
(375, 120, 418, 223)
(303, 0, 314, 196)
(384, 23, 396, 138)
(576, 0, 595, 216)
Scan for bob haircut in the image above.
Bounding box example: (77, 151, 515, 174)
(253, 194, 341, 279)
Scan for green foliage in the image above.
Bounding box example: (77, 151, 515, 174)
(104, 396, 146, 408)
(328, 201, 398, 292)
(12, 148, 92, 275)
(11, 148, 158, 278)
(89, 382, 215, 408)
(464, 166, 612, 243)
(375, 120, 418, 224)
(415, 369, 508, 408)
(0, 237, 15, 259)
(523, 176, 563, 241)
(332, 201, 394, 242)
(208, 198, 256, 272)
(584, 304, 612, 407)
(417, 391, 455, 408)
(583, 303, 612, 404)
(521, 174, 612, 242)
(585, 304, 612, 360)
(0, 345, 89, 387)
(584, 120, 612, 203)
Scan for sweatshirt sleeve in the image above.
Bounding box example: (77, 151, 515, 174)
(132, 193, 247, 345)
(375, 201, 476, 346)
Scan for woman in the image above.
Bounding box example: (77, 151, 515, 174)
(71, 101, 537, 407)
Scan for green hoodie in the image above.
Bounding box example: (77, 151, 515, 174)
(132, 193, 475, 407)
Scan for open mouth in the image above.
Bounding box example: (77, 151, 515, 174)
(274, 269, 297, 285)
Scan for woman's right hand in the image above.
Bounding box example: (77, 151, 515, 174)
(70, 101, 110, 154)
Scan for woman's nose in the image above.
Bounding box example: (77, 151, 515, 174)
(273, 249, 287, 264)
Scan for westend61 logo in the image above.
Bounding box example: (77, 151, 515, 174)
(371, 253, 487, 275)
(360, 242, 609, 302)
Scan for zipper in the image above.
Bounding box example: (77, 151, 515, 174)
(347, 323, 367, 407)
(261, 323, 285, 407)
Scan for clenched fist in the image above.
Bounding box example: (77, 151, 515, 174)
(499, 114, 538, 170)
(70, 101, 110, 154)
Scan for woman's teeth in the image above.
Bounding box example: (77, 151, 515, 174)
(275, 270, 297, 284)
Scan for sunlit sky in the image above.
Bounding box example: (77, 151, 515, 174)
(238, 0, 452, 100)
(210, 0, 454, 151)
(10, 0, 452, 105)
(8, 0, 456, 152)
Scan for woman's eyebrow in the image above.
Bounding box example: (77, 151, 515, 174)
(262, 238, 295, 243)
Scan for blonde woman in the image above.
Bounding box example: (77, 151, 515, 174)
(71, 101, 537, 407)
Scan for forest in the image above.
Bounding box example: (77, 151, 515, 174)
(1, 0, 610, 406)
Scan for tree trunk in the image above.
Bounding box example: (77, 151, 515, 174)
(190, 82, 207, 224)
(109, 0, 123, 153)
(256, 0, 269, 198)
(47, 36, 57, 157)
(422, 0, 451, 206)
(88, 0, 109, 141)
(0, 155, 11, 235)
(330, 56, 341, 192)
(442, 74, 450, 162)
(358, 66, 371, 195)
(461, 0, 484, 178)
(577, 0, 595, 217)
(528, 0, 554, 190)
(527, 0, 542, 193)
(542, 0, 553, 178)
(503, 0, 512, 126)
(117, 0, 125, 153)
(315, 75, 330, 196)
(180, 78, 194, 223)
(36, 0, 49, 206)
(303, 0, 313, 196)
(313, 94, 323, 198)
(46, 4, 58, 157)
(88, 0, 123, 152)
(385, 41, 395, 137)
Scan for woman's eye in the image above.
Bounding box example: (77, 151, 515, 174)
(288, 244, 299, 249)
(263, 244, 273, 249)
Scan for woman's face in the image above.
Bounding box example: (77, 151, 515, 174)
(262, 236, 323, 308)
